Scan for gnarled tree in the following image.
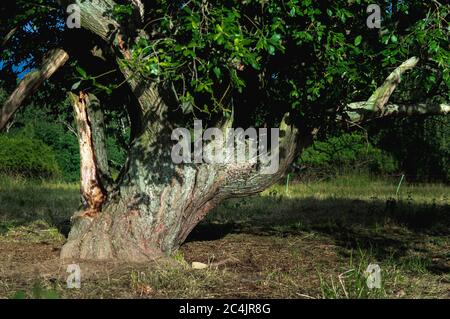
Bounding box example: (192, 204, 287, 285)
(1, 0, 448, 261)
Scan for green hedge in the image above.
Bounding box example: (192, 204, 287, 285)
(298, 132, 398, 178)
(28, 123, 80, 182)
(0, 135, 61, 179)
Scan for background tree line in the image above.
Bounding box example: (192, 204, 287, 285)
(0, 81, 127, 181)
(1, 82, 448, 183)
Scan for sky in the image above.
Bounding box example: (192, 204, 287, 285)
(0, 59, 33, 81)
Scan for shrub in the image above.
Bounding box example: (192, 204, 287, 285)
(0, 135, 60, 179)
(369, 115, 450, 182)
(10, 119, 127, 182)
(298, 132, 398, 178)
(29, 122, 80, 182)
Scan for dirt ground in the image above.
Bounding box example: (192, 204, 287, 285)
(0, 221, 448, 299)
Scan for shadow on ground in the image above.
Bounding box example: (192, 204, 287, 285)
(186, 195, 450, 274)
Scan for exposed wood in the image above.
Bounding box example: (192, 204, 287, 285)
(344, 57, 449, 123)
(85, 94, 113, 192)
(70, 92, 107, 218)
(346, 101, 450, 123)
(0, 48, 69, 130)
(379, 102, 450, 116)
(367, 57, 419, 113)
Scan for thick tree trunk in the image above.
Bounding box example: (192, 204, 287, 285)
(61, 107, 303, 262)
(60, 160, 224, 261)
(56, 0, 307, 262)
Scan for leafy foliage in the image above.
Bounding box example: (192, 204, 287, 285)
(109, 0, 449, 124)
(28, 123, 81, 182)
(370, 115, 450, 182)
(0, 135, 60, 179)
(298, 132, 398, 178)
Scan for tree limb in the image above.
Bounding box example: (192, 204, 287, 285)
(219, 114, 304, 197)
(58, 0, 120, 41)
(346, 101, 450, 123)
(1, 26, 18, 48)
(69, 0, 165, 118)
(343, 57, 449, 123)
(0, 48, 69, 131)
(131, 0, 145, 22)
(368, 57, 419, 112)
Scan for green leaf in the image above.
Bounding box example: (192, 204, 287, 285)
(76, 66, 87, 79)
(290, 7, 296, 17)
(271, 33, 282, 44)
(213, 67, 221, 79)
(354, 35, 362, 46)
(71, 81, 81, 91)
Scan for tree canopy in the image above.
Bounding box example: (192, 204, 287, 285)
(1, 0, 448, 129)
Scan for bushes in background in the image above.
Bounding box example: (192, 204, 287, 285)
(0, 135, 60, 179)
(369, 115, 450, 182)
(297, 132, 398, 179)
(28, 122, 81, 182)
(5, 122, 128, 182)
(299, 115, 450, 183)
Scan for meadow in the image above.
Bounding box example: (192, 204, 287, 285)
(0, 174, 448, 299)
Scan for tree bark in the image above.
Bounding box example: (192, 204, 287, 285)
(345, 101, 450, 123)
(60, 105, 305, 261)
(1, 26, 18, 48)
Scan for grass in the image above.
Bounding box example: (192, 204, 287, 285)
(317, 248, 398, 299)
(0, 175, 79, 235)
(0, 174, 448, 299)
(208, 174, 449, 236)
